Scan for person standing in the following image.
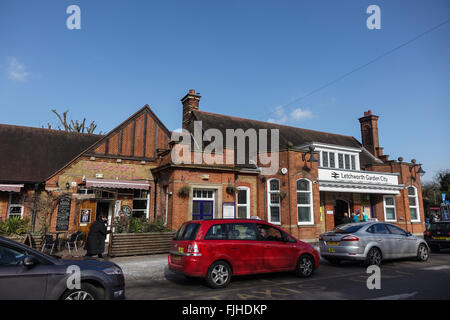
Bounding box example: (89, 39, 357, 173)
(351, 212, 360, 223)
(118, 210, 129, 233)
(341, 212, 351, 225)
(85, 214, 111, 258)
(362, 211, 369, 222)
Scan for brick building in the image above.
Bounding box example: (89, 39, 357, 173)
(0, 90, 426, 242)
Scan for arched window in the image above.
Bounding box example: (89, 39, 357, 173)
(297, 179, 314, 225)
(408, 186, 420, 222)
(267, 179, 281, 224)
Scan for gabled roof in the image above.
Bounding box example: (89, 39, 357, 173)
(0, 124, 102, 183)
(46, 105, 171, 181)
(191, 110, 362, 149)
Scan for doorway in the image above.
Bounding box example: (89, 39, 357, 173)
(334, 199, 349, 227)
(96, 201, 112, 241)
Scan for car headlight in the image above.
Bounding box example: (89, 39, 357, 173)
(103, 266, 123, 275)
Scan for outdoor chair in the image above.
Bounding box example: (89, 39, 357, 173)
(41, 234, 57, 255)
(65, 232, 80, 253)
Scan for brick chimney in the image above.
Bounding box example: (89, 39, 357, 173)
(359, 110, 384, 159)
(181, 89, 201, 130)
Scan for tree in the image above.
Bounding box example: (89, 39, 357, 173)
(436, 169, 450, 201)
(44, 109, 102, 134)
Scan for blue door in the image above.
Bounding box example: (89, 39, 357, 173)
(193, 200, 214, 220)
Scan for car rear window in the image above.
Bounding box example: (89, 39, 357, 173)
(173, 223, 201, 241)
(429, 223, 450, 233)
(333, 224, 364, 234)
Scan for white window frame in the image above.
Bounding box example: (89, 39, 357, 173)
(267, 179, 281, 225)
(383, 195, 397, 222)
(132, 189, 150, 218)
(296, 179, 314, 225)
(319, 149, 360, 171)
(236, 187, 250, 219)
(7, 193, 24, 219)
(408, 186, 420, 222)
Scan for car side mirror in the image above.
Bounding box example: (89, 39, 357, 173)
(23, 256, 36, 267)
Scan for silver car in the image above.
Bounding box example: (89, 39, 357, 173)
(319, 222, 429, 266)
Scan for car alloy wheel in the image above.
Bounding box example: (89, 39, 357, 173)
(417, 244, 429, 262)
(211, 264, 229, 286)
(206, 261, 232, 289)
(64, 290, 95, 300)
(367, 248, 382, 266)
(297, 255, 314, 277)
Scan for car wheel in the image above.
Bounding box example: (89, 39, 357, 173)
(365, 247, 382, 266)
(296, 254, 315, 278)
(61, 283, 103, 300)
(206, 261, 232, 289)
(430, 245, 440, 253)
(417, 244, 429, 262)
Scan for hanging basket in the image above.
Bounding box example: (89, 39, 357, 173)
(226, 184, 238, 195)
(178, 185, 190, 198)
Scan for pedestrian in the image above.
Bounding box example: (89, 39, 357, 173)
(341, 212, 351, 225)
(118, 210, 129, 232)
(85, 214, 111, 258)
(351, 212, 360, 223)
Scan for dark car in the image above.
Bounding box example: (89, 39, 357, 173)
(424, 221, 450, 252)
(0, 236, 125, 300)
(168, 219, 319, 289)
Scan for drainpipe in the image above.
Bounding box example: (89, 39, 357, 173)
(31, 183, 39, 232)
(153, 177, 158, 222)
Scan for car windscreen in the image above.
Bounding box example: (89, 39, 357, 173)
(429, 223, 450, 233)
(173, 223, 201, 241)
(333, 224, 365, 234)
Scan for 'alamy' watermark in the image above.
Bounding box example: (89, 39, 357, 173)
(366, 265, 381, 290)
(66, 5, 81, 30)
(171, 121, 280, 176)
(66, 265, 81, 290)
(366, 5, 381, 30)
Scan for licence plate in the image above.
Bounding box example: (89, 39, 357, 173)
(178, 247, 184, 254)
(328, 248, 336, 253)
(432, 236, 450, 241)
(327, 241, 339, 246)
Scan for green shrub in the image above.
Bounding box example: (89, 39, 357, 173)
(113, 216, 172, 233)
(2, 216, 30, 236)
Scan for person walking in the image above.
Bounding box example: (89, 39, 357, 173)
(85, 214, 111, 258)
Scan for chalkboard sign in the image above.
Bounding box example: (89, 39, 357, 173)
(56, 197, 71, 231)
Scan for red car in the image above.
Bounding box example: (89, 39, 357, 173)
(168, 219, 319, 288)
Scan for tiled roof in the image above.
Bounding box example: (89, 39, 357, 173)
(0, 124, 102, 183)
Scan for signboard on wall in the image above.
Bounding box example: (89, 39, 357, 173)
(222, 202, 235, 219)
(56, 197, 71, 231)
(318, 168, 399, 185)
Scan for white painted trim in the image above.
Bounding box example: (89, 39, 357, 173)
(296, 142, 362, 153)
(383, 195, 397, 222)
(236, 187, 250, 219)
(407, 186, 421, 223)
(267, 178, 281, 225)
(296, 178, 314, 225)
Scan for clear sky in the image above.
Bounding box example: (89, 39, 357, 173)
(1, 0, 449, 182)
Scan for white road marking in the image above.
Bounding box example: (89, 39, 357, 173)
(422, 265, 450, 271)
(371, 291, 418, 300)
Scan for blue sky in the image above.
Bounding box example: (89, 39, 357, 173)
(0, 0, 449, 182)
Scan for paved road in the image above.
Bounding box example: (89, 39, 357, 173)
(122, 250, 450, 300)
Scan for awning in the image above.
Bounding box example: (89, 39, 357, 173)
(85, 179, 150, 190)
(0, 184, 24, 192)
